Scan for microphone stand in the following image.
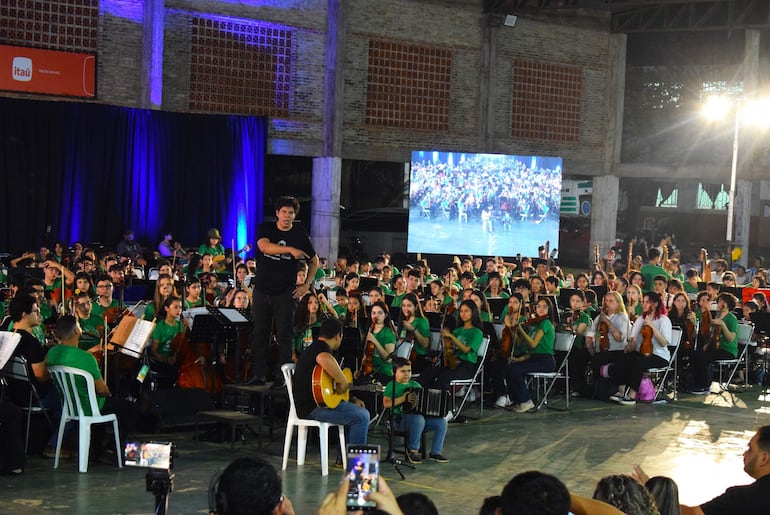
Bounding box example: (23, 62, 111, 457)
(384, 338, 414, 480)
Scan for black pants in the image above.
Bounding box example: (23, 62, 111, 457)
(691, 348, 736, 389)
(250, 288, 296, 379)
(417, 360, 476, 391)
(0, 401, 25, 473)
(616, 352, 668, 390)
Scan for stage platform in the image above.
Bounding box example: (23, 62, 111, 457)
(2, 386, 769, 514)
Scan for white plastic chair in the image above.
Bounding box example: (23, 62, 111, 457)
(48, 366, 123, 473)
(281, 363, 347, 476)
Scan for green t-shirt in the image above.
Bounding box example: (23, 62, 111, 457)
(485, 291, 510, 299)
(151, 320, 185, 358)
(572, 311, 592, 350)
(91, 299, 119, 320)
(197, 243, 225, 257)
(527, 319, 555, 356)
(390, 294, 406, 308)
(293, 321, 321, 355)
(47, 345, 105, 414)
(397, 317, 430, 356)
(717, 312, 739, 358)
(78, 314, 103, 350)
(453, 326, 484, 364)
(384, 379, 421, 415)
(683, 281, 700, 294)
(372, 326, 397, 376)
(184, 298, 204, 310)
(640, 263, 671, 293)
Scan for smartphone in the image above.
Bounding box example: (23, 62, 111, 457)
(123, 441, 174, 470)
(345, 444, 380, 511)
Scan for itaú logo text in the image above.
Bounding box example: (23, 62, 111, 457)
(12, 57, 32, 81)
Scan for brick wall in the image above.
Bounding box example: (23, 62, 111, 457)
(0, 0, 613, 172)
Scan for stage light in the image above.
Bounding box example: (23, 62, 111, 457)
(702, 95, 731, 121)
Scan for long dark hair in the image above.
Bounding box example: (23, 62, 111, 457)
(458, 299, 483, 331)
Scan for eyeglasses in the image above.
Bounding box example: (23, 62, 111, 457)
(97, 284, 113, 289)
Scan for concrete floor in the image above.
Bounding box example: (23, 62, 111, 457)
(2, 386, 769, 514)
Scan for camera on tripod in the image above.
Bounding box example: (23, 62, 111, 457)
(124, 441, 175, 515)
(124, 441, 175, 470)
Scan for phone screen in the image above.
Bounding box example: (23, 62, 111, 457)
(345, 445, 380, 510)
(124, 441, 173, 470)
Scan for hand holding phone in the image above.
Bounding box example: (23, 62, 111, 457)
(345, 445, 380, 511)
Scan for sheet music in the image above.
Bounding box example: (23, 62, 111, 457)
(0, 331, 22, 369)
(182, 307, 209, 330)
(122, 319, 155, 357)
(218, 308, 249, 323)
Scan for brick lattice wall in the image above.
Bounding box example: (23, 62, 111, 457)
(0, 0, 99, 52)
(511, 59, 582, 144)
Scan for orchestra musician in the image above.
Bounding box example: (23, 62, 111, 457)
(485, 272, 509, 299)
(625, 284, 643, 322)
(586, 291, 632, 393)
(418, 300, 484, 408)
(91, 276, 120, 323)
(149, 296, 186, 388)
(612, 291, 672, 405)
(492, 293, 527, 408)
(563, 290, 593, 396)
(503, 297, 557, 413)
(668, 292, 697, 357)
(143, 274, 176, 321)
(292, 292, 335, 359)
(360, 301, 397, 383)
(396, 293, 431, 373)
(383, 357, 449, 464)
(198, 228, 226, 259)
(72, 291, 102, 351)
(183, 277, 204, 310)
(689, 292, 740, 395)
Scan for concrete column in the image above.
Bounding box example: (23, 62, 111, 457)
(478, 14, 502, 150)
(141, 0, 164, 109)
(311, 0, 346, 266)
(588, 175, 619, 265)
(604, 34, 627, 173)
(312, 157, 342, 266)
(733, 29, 760, 265)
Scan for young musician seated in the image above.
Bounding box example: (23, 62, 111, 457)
(503, 297, 557, 413)
(612, 291, 672, 406)
(149, 296, 186, 388)
(292, 318, 370, 445)
(417, 300, 484, 416)
(383, 357, 448, 464)
(689, 292, 740, 395)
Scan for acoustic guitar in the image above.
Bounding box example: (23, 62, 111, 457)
(311, 366, 382, 408)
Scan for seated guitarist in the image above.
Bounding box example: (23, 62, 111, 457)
(293, 318, 370, 445)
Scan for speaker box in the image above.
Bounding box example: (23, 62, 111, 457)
(139, 388, 216, 433)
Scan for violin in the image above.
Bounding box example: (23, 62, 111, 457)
(682, 316, 696, 351)
(698, 309, 712, 349)
(361, 323, 376, 376)
(598, 318, 610, 353)
(639, 319, 654, 357)
(710, 317, 723, 351)
(498, 311, 520, 360)
(524, 314, 548, 327)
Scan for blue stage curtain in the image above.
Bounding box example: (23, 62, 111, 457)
(0, 97, 265, 255)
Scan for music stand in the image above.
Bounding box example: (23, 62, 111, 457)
(558, 288, 577, 311)
(487, 298, 508, 322)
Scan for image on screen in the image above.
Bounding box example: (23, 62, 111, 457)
(408, 151, 562, 257)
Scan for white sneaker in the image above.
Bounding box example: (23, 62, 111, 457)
(444, 409, 455, 422)
(466, 390, 477, 402)
(495, 395, 512, 408)
(513, 400, 535, 413)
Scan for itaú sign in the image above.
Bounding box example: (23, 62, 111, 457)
(0, 44, 96, 98)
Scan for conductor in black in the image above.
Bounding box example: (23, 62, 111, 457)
(247, 196, 318, 388)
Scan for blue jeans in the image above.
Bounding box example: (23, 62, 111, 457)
(309, 401, 370, 445)
(394, 413, 447, 455)
(505, 355, 555, 404)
